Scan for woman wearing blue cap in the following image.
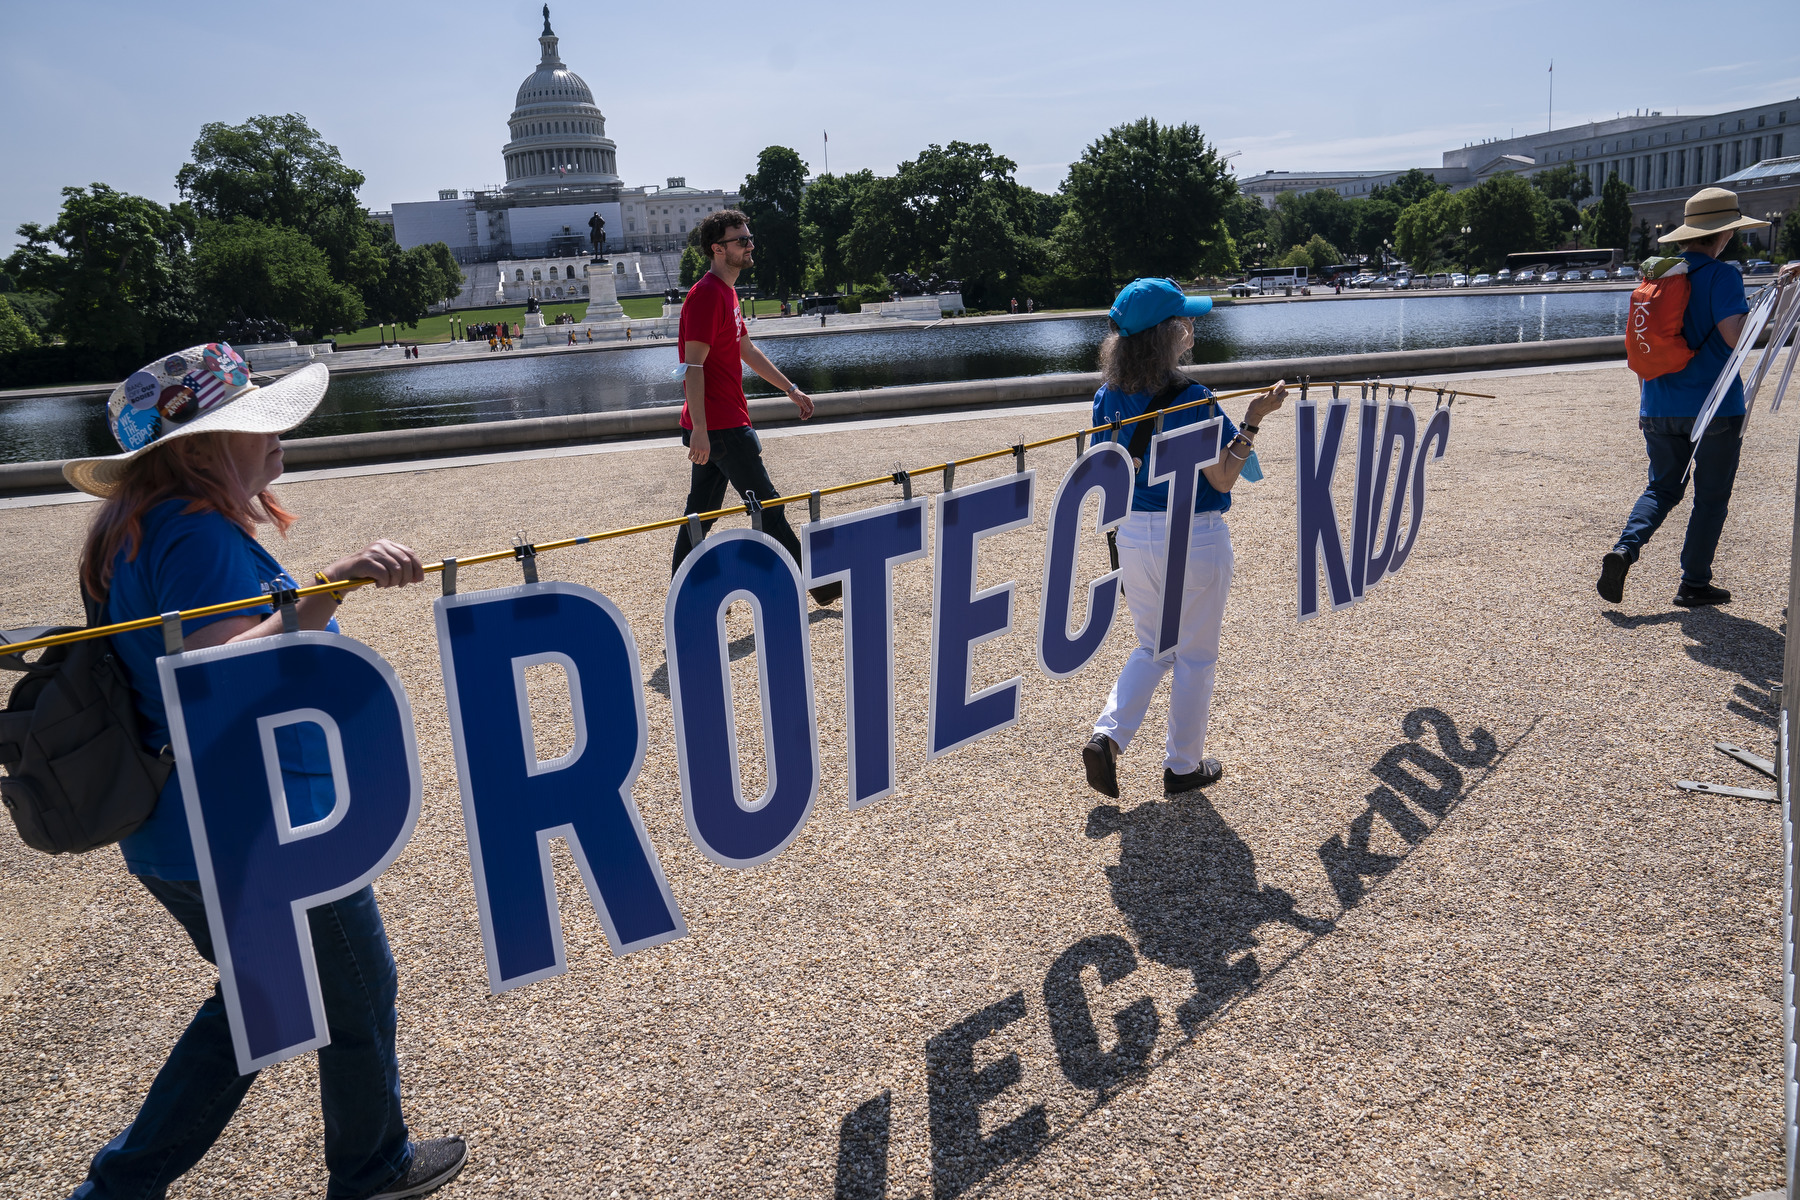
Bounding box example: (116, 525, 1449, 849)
(1081, 279, 1287, 798)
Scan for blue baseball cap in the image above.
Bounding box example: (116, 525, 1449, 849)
(1108, 278, 1213, 337)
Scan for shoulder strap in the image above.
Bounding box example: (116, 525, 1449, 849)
(1126, 379, 1192, 466)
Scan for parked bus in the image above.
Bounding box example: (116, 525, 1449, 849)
(1245, 266, 1309, 294)
(1502, 248, 1623, 277)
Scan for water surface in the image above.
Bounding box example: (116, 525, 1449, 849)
(1, 291, 1629, 463)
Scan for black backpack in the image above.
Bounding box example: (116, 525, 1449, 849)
(0, 593, 172, 854)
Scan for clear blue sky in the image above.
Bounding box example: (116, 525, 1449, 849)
(2, 0, 1796, 254)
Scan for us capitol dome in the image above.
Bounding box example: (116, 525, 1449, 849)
(501, 5, 620, 191)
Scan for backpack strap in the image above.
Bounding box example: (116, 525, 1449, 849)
(1125, 378, 1194, 469)
(0, 627, 77, 673)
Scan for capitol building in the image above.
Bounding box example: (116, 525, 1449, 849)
(386, 6, 737, 308)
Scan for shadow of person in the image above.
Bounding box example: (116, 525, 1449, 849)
(1087, 791, 1333, 1036)
(1602, 606, 1782, 728)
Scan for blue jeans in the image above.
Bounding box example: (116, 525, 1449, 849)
(1615, 415, 1744, 587)
(71, 878, 412, 1200)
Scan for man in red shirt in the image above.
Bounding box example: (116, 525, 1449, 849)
(672, 208, 838, 604)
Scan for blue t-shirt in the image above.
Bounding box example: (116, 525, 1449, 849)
(1640, 253, 1750, 419)
(106, 498, 337, 880)
(1092, 382, 1239, 514)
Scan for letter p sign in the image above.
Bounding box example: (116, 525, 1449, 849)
(159, 632, 421, 1075)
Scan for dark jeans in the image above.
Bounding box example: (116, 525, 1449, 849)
(1615, 415, 1744, 587)
(71, 878, 412, 1200)
(670, 424, 804, 576)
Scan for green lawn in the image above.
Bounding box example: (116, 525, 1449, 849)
(333, 302, 595, 347)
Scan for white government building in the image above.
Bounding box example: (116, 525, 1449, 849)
(1239, 96, 1795, 214)
(383, 6, 738, 309)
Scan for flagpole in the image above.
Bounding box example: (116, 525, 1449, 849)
(1548, 60, 1554, 132)
(824, 130, 829, 175)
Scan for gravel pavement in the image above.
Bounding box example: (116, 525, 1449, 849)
(0, 362, 1791, 1198)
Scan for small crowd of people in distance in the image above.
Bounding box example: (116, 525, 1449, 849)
(461, 321, 515, 350)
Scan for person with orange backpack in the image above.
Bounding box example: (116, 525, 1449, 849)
(1598, 187, 1796, 607)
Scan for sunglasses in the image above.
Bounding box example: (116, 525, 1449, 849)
(715, 235, 755, 249)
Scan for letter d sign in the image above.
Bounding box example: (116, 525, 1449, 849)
(160, 632, 421, 1075)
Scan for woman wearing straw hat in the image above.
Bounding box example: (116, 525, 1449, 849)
(1080, 279, 1288, 798)
(1598, 186, 1800, 608)
(63, 346, 466, 1199)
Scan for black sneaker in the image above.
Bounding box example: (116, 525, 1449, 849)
(809, 580, 843, 606)
(366, 1137, 468, 1200)
(1164, 759, 1223, 794)
(1673, 582, 1731, 607)
(1081, 734, 1120, 799)
(1596, 550, 1630, 604)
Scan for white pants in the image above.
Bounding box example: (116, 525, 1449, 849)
(1094, 510, 1234, 775)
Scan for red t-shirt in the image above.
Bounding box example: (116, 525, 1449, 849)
(678, 271, 750, 431)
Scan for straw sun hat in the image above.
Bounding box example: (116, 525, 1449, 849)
(63, 344, 329, 498)
(1656, 186, 1771, 244)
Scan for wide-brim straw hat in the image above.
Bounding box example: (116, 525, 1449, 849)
(63, 344, 329, 497)
(1657, 186, 1771, 243)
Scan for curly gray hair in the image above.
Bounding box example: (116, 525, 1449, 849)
(1097, 316, 1191, 396)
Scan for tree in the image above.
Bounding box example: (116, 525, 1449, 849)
(177, 114, 368, 274)
(5, 184, 199, 353)
(1064, 118, 1235, 281)
(946, 185, 1033, 303)
(357, 225, 464, 327)
(839, 143, 1033, 306)
(799, 169, 874, 294)
(1369, 168, 1447, 210)
(1350, 199, 1401, 258)
(1460, 174, 1544, 270)
(192, 218, 364, 334)
(1394, 191, 1465, 267)
(1780, 215, 1800, 262)
(1531, 163, 1593, 204)
(679, 244, 707, 288)
(1270, 189, 1356, 255)
(1632, 219, 1655, 262)
(1281, 234, 1341, 272)
(1020, 207, 1115, 308)
(1542, 197, 1582, 247)
(740, 145, 808, 298)
(0, 296, 36, 354)
(1593, 173, 1633, 255)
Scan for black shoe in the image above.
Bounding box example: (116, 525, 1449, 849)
(1082, 734, 1120, 799)
(366, 1137, 467, 1200)
(1673, 582, 1731, 607)
(809, 580, 843, 606)
(1597, 550, 1630, 604)
(1164, 759, 1223, 794)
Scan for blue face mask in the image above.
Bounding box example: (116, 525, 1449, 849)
(1240, 448, 1264, 483)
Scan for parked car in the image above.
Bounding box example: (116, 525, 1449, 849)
(1348, 274, 1375, 288)
(1515, 269, 1539, 284)
(1450, 273, 1468, 287)
(1226, 281, 1257, 297)
(1471, 273, 1493, 286)
(1542, 269, 1563, 283)
(1588, 268, 1611, 281)
(1746, 260, 1776, 275)
(1369, 275, 1395, 290)
(1392, 272, 1412, 289)
(1496, 268, 1513, 284)
(1614, 265, 1638, 280)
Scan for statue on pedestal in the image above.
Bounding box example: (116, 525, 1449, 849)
(525, 295, 541, 314)
(588, 211, 608, 263)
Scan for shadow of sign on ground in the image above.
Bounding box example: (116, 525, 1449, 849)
(832, 706, 1531, 1200)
